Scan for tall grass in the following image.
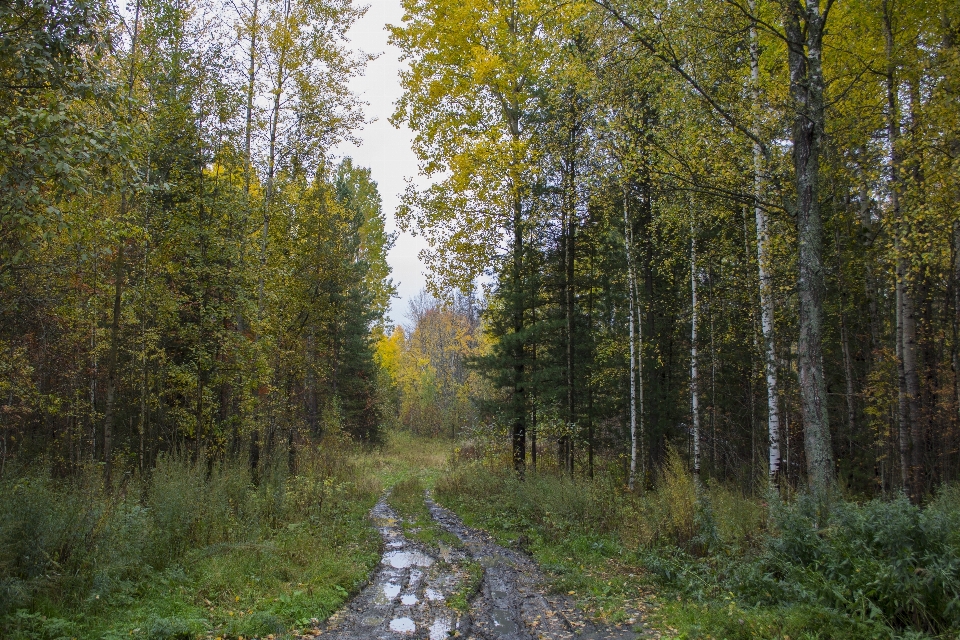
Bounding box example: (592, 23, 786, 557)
(435, 453, 960, 638)
(0, 447, 381, 639)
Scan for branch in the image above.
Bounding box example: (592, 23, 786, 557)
(592, 0, 772, 160)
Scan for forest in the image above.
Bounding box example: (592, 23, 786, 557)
(2, 0, 960, 638)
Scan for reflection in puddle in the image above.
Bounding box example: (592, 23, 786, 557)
(374, 582, 401, 604)
(400, 593, 418, 605)
(390, 617, 416, 633)
(425, 587, 444, 601)
(491, 609, 519, 633)
(429, 616, 452, 640)
(384, 550, 435, 568)
(408, 568, 423, 588)
(438, 542, 453, 562)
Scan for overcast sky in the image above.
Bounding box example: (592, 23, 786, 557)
(334, 0, 427, 326)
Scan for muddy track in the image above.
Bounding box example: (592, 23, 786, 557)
(318, 491, 646, 639)
(319, 494, 469, 639)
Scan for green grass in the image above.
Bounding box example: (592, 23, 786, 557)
(434, 456, 960, 639)
(434, 464, 649, 623)
(0, 447, 382, 640)
(387, 474, 462, 551)
(447, 559, 483, 612)
(652, 600, 873, 640)
(359, 429, 454, 489)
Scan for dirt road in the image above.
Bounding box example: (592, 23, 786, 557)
(319, 491, 647, 639)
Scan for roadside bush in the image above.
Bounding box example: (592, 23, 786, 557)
(437, 459, 960, 638)
(0, 445, 381, 637)
(762, 490, 960, 635)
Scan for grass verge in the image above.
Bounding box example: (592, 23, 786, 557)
(434, 454, 960, 639)
(0, 447, 381, 640)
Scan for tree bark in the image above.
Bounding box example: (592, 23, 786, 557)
(258, 0, 290, 320)
(103, 240, 124, 489)
(626, 188, 639, 490)
(780, 0, 834, 493)
(243, 0, 259, 196)
(565, 159, 576, 478)
(750, 2, 782, 487)
(512, 187, 526, 476)
(690, 215, 700, 479)
(884, 0, 921, 498)
(833, 229, 856, 462)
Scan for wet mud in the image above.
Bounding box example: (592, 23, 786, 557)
(318, 495, 470, 639)
(425, 493, 646, 640)
(316, 491, 650, 639)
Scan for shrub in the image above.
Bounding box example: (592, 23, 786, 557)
(764, 491, 960, 635)
(0, 445, 381, 636)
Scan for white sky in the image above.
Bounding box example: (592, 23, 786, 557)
(335, 0, 428, 325)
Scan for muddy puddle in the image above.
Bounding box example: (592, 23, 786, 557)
(315, 491, 650, 639)
(317, 495, 470, 639)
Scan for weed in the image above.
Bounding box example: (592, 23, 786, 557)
(447, 560, 483, 612)
(435, 460, 960, 639)
(0, 445, 381, 639)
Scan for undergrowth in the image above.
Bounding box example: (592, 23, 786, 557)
(0, 446, 381, 640)
(435, 449, 960, 639)
(387, 475, 461, 551)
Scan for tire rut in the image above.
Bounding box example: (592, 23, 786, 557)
(317, 491, 648, 639)
(317, 494, 470, 639)
(426, 492, 646, 640)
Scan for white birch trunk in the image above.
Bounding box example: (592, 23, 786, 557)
(750, 4, 782, 485)
(691, 216, 700, 478)
(625, 190, 638, 491)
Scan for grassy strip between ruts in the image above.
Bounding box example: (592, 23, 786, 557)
(376, 433, 487, 613)
(434, 457, 960, 640)
(387, 475, 462, 550)
(1, 447, 381, 640)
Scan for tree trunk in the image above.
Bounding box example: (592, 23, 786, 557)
(780, 0, 834, 493)
(512, 187, 526, 476)
(565, 161, 576, 478)
(954, 222, 960, 445)
(896, 265, 910, 489)
(103, 240, 124, 489)
(626, 189, 639, 490)
(531, 297, 538, 473)
(258, 0, 289, 319)
(243, 0, 259, 196)
(690, 215, 700, 479)
(833, 229, 856, 464)
(884, 0, 921, 498)
(751, 2, 782, 487)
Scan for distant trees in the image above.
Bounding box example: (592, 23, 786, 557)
(0, 0, 392, 479)
(376, 292, 486, 438)
(394, 0, 960, 497)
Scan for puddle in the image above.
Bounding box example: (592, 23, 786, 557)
(390, 617, 416, 633)
(384, 550, 435, 568)
(409, 568, 423, 586)
(375, 582, 401, 604)
(387, 540, 404, 548)
(429, 616, 452, 640)
(400, 593, 418, 605)
(438, 542, 453, 562)
(361, 615, 383, 626)
(479, 555, 502, 568)
(425, 587, 444, 601)
(491, 609, 519, 634)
